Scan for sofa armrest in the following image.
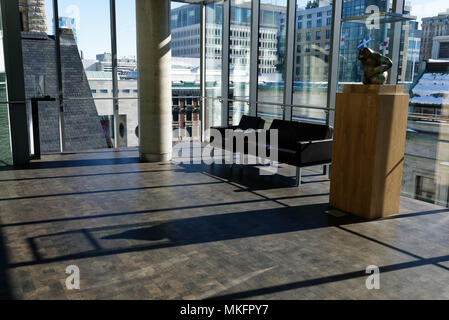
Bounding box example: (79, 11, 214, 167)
(297, 139, 333, 164)
(210, 125, 239, 131)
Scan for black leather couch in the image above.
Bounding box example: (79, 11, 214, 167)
(210, 117, 333, 186)
(261, 119, 333, 186)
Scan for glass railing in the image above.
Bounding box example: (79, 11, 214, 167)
(203, 96, 449, 209)
(2, 93, 447, 209)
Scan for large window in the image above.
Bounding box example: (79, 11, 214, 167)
(116, 0, 138, 147)
(0, 5, 12, 165)
(257, 0, 287, 128)
(401, 0, 449, 207)
(205, 1, 223, 134)
(229, 0, 252, 125)
(171, 2, 201, 142)
(292, 0, 332, 123)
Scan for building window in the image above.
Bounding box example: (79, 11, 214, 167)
(100, 89, 108, 93)
(91, 89, 97, 94)
(306, 32, 311, 41)
(415, 175, 437, 204)
(326, 29, 331, 39)
(316, 31, 321, 40)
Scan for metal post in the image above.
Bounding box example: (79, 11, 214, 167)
(30, 96, 56, 160)
(53, 0, 66, 152)
(110, 0, 119, 149)
(283, 0, 296, 121)
(388, 0, 405, 84)
(221, 0, 230, 126)
(31, 99, 40, 160)
(1, 0, 30, 165)
(326, 0, 342, 127)
(249, 0, 260, 117)
(200, 3, 206, 142)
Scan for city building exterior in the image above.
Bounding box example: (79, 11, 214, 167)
(171, 3, 285, 75)
(402, 21, 421, 82)
(58, 16, 78, 44)
(88, 53, 138, 78)
(294, 0, 333, 82)
(420, 10, 449, 67)
(18, 0, 47, 33)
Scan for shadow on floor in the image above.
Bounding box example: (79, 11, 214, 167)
(0, 226, 12, 299)
(0, 157, 141, 171)
(176, 162, 329, 190)
(12, 203, 364, 268)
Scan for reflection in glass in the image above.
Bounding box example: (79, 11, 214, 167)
(205, 2, 223, 136)
(258, 0, 287, 128)
(229, 0, 252, 125)
(400, 0, 449, 208)
(171, 2, 201, 142)
(292, 0, 333, 123)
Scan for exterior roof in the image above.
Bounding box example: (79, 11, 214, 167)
(410, 61, 449, 106)
(85, 71, 113, 80)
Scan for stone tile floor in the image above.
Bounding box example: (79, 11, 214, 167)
(0, 148, 448, 299)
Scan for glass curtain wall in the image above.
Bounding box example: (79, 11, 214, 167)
(292, 0, 332, 123)
(257, 0, 287, 128)
(229, 0, 252, 125)
(116, 0, 138, 147)
(171, 2, 201, 142)
(205, 1, 223, 136)
(56, 0, 112, 151)
(0, 5, 12, 165)
(401, 0, 449, 207)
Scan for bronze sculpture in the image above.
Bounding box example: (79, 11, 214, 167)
(357, 47, 393, 85)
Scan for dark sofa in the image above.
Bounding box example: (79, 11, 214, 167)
(210, 116, 333, 186)
(262, 119, 333, 186)
(210, 115, 265, 152)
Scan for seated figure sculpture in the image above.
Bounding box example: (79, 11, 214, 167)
(357, 47, 393, 85)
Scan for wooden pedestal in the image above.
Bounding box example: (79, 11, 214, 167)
(329, 84, 409, 219)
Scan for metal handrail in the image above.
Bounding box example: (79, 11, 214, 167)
(1, 97, 448, 122)
(408, 114, 449, 122)
(200, 96, 335, 112)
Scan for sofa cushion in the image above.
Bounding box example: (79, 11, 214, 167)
(268, 119, 333, 149)
(297, 122, 333, 141)
(268, 119, 302, 149)
(238, 115, 263, 130)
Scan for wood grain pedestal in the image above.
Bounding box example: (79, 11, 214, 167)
(329, 84, 409, 220)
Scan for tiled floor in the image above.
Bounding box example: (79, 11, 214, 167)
(0, 148, 448, 299)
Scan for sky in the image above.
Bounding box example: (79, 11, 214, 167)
(44, 1, 187, 59)
(43, 0, 449, 60)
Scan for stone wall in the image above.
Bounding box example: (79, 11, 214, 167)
(21, 31, 107, 152)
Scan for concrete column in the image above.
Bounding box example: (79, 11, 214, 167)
(136, 0, 172, 162)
